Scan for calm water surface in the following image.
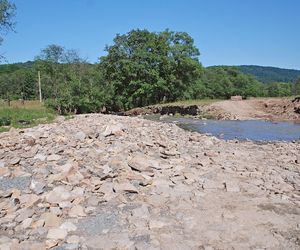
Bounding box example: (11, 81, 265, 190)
(146, 116, 300, 141)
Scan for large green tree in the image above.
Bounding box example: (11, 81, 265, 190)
(35, 44, 108, 114)
(0, 0, 16, 59)
(100, 29, 202, 110)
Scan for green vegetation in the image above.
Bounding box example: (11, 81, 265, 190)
(0, 101, 55, 130)
(209, 66, 300, 97)
(100, 30, 201, 110)
(1, 29, 300, 119)
(189, 66, 264, 99)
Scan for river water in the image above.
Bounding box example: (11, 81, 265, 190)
(145, 116, 300, 141)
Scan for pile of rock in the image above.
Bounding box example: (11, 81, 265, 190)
(0, 114, 299, 249)
(262, 97, 300, 120)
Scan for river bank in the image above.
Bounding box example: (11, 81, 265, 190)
(125, 97, 300, 122)
(206, 97, 300, 121)
(0, 114, 299, 249)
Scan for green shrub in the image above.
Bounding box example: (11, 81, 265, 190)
(0, 117, 11, 126)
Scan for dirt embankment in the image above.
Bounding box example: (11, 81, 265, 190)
(0, 114, 300, 249)
(124, 97, 300, 121)
(125, 105, 200, 116)
(205, 97, 300, 121)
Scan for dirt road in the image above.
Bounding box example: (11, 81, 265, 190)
(206, 97, 300, 121)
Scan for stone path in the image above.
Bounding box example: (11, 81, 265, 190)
(0, 114, 299, 249)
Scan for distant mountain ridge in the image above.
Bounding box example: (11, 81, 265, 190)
(208, 65, 300, 84)
(1, 62, 300, 84)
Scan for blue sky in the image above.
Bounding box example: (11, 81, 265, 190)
(2, 0, 300, 69)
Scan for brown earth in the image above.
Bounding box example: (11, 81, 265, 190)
(0, 114, 300, 249)
(205, 97, 300, 121)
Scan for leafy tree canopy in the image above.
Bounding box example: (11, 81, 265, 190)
(100, 29, 202, 110)
(0, 0, 16, 60)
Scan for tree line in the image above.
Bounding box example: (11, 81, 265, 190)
(1, 29, 300, 114)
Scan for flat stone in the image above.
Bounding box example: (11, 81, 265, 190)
(0, 167, 9, 177)
(46, 186, 73, 204)
(58, 162, 73, 173)
(68, 205, 86, 217)
(15, 208, 35, 222)
(114, 182, 138, 193)
(0, 236, 12, 244)
(67, 171, 84, 184)
(58, 201, 73, 208)
(102, 123, 125, 137)
(84, 233, 134, 249)
(47, 154, 62, 161)
(98, 182, 115, 201)
(132, 204, 150, 219)
(149, 220, 166, 229)
(42, 212, 61, 227)
(31, 219, 45, 229)
(74, 131, 86, 141)
(66, 235, 80, 244)
(20, 193, 41, 207)
(64, 243, 81, 249)
(128, 154, 154, 173)
(60, 221, 77, 232)
(30, 179, 45, 194)
(225, 181, 240, 192)
(161, 149, 180, 156)
(10, 157, 21, 165)
(202, 179, 224, 190)
(50, 207, 63, 216)
(16, 241, 45, 250)
(45, 239, 58, 249)
(76, 213, 119, 236)
(21, 217, 33, 229)
(47, 228, 68, 240)
(34, 154, 47, 161)
(71, 187, 85, 196)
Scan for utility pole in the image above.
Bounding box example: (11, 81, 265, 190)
(38, 71, 42, 102)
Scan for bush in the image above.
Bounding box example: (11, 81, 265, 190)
(0, 117, 11, 126)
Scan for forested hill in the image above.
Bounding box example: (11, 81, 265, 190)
(0, 61, 34, 74)
(236, 65, 300, 83)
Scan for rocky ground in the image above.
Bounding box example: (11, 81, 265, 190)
(0, 114, 300, 249)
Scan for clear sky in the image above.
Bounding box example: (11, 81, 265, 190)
(2, 0, 300, 69)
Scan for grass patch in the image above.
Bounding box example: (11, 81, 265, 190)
(0, 100, 56, 131)
(0, 127, 10, 132)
